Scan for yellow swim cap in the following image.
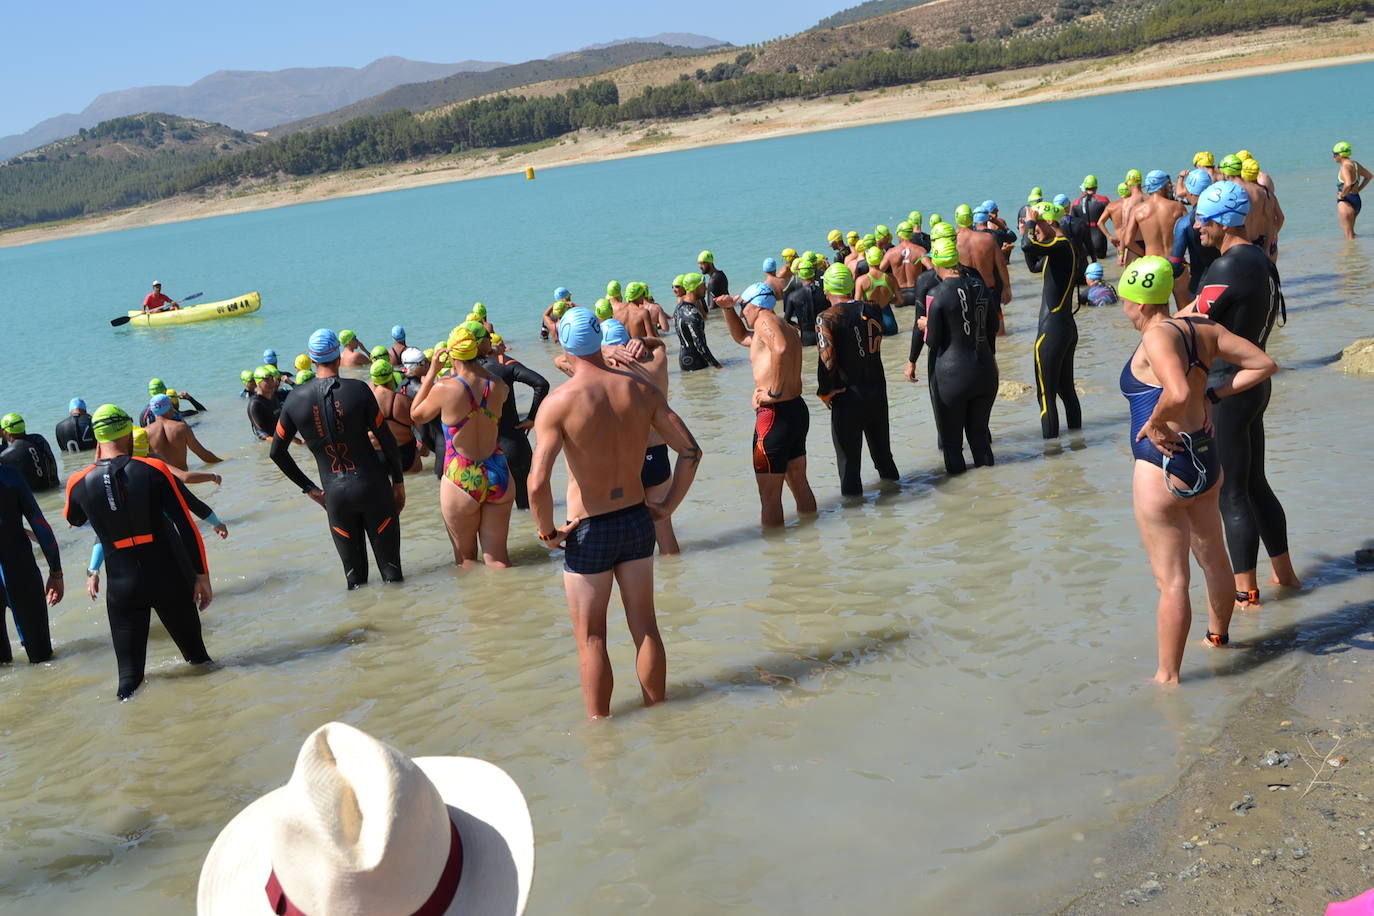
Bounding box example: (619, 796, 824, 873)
(1241, 158, 1259, 181)
(489, 333, 503, 346)
(294, 353, 311, 372)
(781, 247, 797, 262)
(827, 229, 842, 243)
(448, 326, 478, 361)
(132, 426, 149, 458)
(1235, 149, 1252, 162)
(845, 230, 859, 243)
(1193, 151, 1214, 167)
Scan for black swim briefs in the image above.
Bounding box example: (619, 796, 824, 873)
(640, 443, 670, 489)
(752, 396, 809, 474)
(900, 287, 917, 307)
(563, 503, 656, 574)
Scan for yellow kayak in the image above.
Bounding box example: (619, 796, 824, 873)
(125, 291, 261, 327)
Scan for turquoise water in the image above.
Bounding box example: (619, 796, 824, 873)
(1, 61, 1372, 914)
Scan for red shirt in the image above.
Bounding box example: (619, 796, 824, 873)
(143, 291, 173, 311)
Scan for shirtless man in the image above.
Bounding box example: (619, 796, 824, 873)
(145, 394, 222, 471)
(605, 281, 625, 314)
(716, 283, 816, 527)
(881, 221, 928, 308)
(1118, 170, 1188, 301)
(1334, 140, 1372, 239)
(338, 330, 372, 368)
(613, 283, 657, 339)
(1242, 157, 1284, 261)
(762, 258, 786, 300)
(540, 288, 574, 340)
(955, 205, 1012, 333)
(640, 289, 671, 334)
(528, 307, 702, 720)
(1100, 181, 1132, 253)
(1175, 151, 1219, 199)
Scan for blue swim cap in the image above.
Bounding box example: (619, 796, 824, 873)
(601, 318, 631, 347)
(308, 328, 342, 364)
(740, 281, 776, 310)
(1085, 263, 1105, 280)
(1195, 180, 1250, 227)
(262, 348, 277, 364)
(973, 208, 990, 224)
(558, 307, 602, 356)
(554, 287, 571, 301)
(149, 394, 173, 417)
(762, 257, 778, 273)
(1053, 193, 1070, 208)
(1184, 167, 1213, 197)
(391, 325, 406, 341)
(981, 199, 997, 213)
(69, 397, 87, 412)
(1143, 169, 1171, 193)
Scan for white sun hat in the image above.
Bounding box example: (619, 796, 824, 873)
(197, 721, 534, 915)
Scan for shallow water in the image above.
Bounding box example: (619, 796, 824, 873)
(1, 62, 1373, 914)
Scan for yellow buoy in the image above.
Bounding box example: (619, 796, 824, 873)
(525, 166, 535, 180)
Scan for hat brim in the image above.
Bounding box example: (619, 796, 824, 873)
(198, 756, 534, 915)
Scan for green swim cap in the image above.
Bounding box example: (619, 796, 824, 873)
(369, 345, 387, 360)
(930, 238, 960, 268)
(931, 222, 957, 242)
(1119, 255, 1173, 306)
(1031, 186, 1043, 196)
(1036, 202, 1065, 222)
(253, 365, 274, 382)
(1026, 192, 1042, 204)
(594, 298, 614, 319)
(240, 369, 253, 384)
(552, 301, 570, 318)
(626, 281, 648, 301)
(822, 263, 854, 296)
(954, 204, 973, 228)
(339, 329, 356, 346)
(860, 234, 875, 250)
(473, 302, 488, 319)
(672, 274, 686, 289)
(606, 281, 622, 298)
(0, 413, 24, 434)
(682, 272, 705, 292)
(865, 246, 883, 268)
(875, 224, 891, 240)
(929, 213, 943, 226)
(370, 358, 395, 383)
(1082, 174, 1097, 189)
(908, 210, 922, 227)
(897, 221, 914, 239)
(463, 319, 488, 340)
(295, 369, 315, 383)
(1117, 182, 1130, 197)
(801, 250, 816, 264)
(1334, 140, 1352, 156)
(697, 250, 714, 264)
(1219, 154, 1242, 176)
(1125, 169, 1142, 185)
(797, 261, 816, 280)
(91, 404, 133, 443)
(423, 348, 434, 360)
(148, 378, 166, 396)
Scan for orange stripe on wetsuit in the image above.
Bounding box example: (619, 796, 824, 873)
(63, 464, 96, 525)
(133, 456, 208, 573)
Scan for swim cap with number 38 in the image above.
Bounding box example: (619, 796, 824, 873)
(1119, 255, 1173, 306)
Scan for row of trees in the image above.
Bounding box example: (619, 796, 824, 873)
(5, 0, 1371, 229)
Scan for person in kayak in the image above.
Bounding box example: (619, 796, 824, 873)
(65, 404, 213, 700)
(55, 398, 96, 453)
(0, 462, 63, 665)
(0, 413, 60, 492)
(142, 281, 178, 313)
(271, 329, 406, 589)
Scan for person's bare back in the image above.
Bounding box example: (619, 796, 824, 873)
(612, 301, 656, 340)
(882, 238, 926, 289)
(1120, 195, 1187, 259)
(145, 416, 220, 471)
(957, 227, 1009, 300)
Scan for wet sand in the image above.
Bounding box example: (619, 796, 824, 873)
(3, 21, 1373, 250)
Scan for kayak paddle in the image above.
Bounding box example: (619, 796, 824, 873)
(110, 292, 204, 326)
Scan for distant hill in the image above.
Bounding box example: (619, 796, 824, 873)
(813, 0, 932, 30)
(0, 114, 263, 228)
(0, 57, 505, 161)
(265, 41, 730, 136)
(579, 33, 729, 51)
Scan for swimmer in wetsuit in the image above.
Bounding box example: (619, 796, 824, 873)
(1334, 140, 1372, 239)
(1117, 257, 1277, 684)
(1021, 200, 1084, 440)
(1070, 176, 1110, 261)
(0, 414, 59, 492)
(910, 238, 998, 475)
(65, 405, 213, 699)
(1083, 262, 1118, 307)
(270, 329, 406, 590)
(55, 398, 96, 453)
(0, 464, 62, 665)
(718, 283, 817, 527)
(247, 366, 284, 440)
(783, 257, 826, 346)
(1177, 181, 1300, 606)
(816, 263, 900, 496)
(675, 273, 722, 371)
(1172, 168, 1221, 297)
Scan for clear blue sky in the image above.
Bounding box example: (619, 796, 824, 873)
(0, 0, 850, 136)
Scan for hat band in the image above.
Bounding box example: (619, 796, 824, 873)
(264, 820, 463, 916)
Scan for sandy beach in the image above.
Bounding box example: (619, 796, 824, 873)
(3, 20, 1372, 250)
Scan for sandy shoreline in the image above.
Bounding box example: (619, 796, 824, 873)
(4, 21, 1373, 250)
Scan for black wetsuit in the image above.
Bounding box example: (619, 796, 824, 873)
(783, 279, 827, 346)
(401, 374, 444, 479)
(703, 268, 729, 311)
(1196, 242, 1289, 574)
(912, 231, 932, 253)
(1022, 228, 1084, 439)
(906, 270, 943, 364)
(0, 433, 60, 492)
(675, 300, 721, 371)
(925, 269, 999, 474)
(270, 375, 405, 589)
(247, 394, 281, 441)
(0, 466, 60, 664)
(55, 413, 96, 453)
(479, 354, 549, 511)
(817, 299, 900, 495)
(1071, 192, 1110, 260)
(64, 455, 211, 699)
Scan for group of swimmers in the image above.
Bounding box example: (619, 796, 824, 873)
(1, 139, 1361, 709)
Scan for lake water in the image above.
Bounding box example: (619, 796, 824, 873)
(1, 61, 1372, 914)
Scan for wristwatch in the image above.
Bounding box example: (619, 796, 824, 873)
(1205, 387, 1221, 404)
